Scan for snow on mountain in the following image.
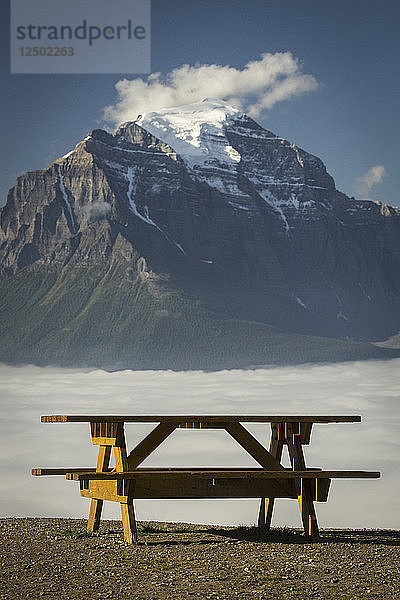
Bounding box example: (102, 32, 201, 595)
(135, 98, 334, 224)
(55, 99, 396, 235)
(136, 98, 247, 197)
(137, 98, 242, 170)
(53, 98, 341, 230)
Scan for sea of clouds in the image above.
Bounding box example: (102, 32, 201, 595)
(1, 359, 399, 530)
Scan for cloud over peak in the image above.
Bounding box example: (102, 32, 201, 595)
(355, 165, 387, 198)
(103, 52, 318, 127)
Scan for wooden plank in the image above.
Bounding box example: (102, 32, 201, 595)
(300, 422, 313, 445)
(120, 503, 138, 544)
(76, 475, 299, 500)
(66, 469, 380, 481)
(131, 478, 299, 500)
(80, 479, 129, 503)
(87, 499, 103, 533)
(86, 440, 112, 533)
(101, 467, 286, 472)
(258, 423, 284, 529)
(66, 467, 286, 476)
(127, 423, 176, 469)
(224, 421, 294, 498)
(77, 473, 330, 502)
(314, 477, 331, 502)
(298, 478, 320, 539)
(285, 423, 319, 539)
(90, 421, 126, 446)
(96, 446, 111, 472)
(41, 415, 69, 422)
(41, 415, 362, 423)
(32, 468, 113, 476)
(224, 423, 287, 470)
(113, 424, 129, 472)
(114, 424, 139, 544)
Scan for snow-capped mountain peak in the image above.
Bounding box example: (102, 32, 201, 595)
(134, 97, 334, 209)
(136, 98, 244, 177)
(2, 94, 400, 369)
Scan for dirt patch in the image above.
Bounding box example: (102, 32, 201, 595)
(1, 518, 399, 599)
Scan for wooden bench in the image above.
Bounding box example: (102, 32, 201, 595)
(32, 415, 380, 543)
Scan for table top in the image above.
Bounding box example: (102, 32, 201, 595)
(41, 414, 362, 423)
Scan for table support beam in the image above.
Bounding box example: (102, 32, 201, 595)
(224, 422, 284, 470)
(127, 423, 177, 469)
(224, 422, 292, 498)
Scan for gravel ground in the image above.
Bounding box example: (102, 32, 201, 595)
(1, 518, 399, 600)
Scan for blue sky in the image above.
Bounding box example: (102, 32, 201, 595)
(1, 0, 399, 207)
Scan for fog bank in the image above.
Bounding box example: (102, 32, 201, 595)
(1, 359, 399, 529)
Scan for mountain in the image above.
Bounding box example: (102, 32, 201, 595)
(0, 98, 399, 369)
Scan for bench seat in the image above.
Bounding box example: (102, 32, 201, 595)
(64, 468, 380, 480)
(43, 468, 378, 503)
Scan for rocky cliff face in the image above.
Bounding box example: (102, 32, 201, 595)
(0, 99, 399, 368)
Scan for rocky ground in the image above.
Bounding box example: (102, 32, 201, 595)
(1, 518, 399, 600)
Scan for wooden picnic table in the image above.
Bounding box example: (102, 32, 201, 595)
(33, 415, 380, 543)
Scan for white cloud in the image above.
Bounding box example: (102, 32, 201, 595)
(81, 201, 111, 219)
(103, 52, 318, 127)
(1, 359, 399, 529)
(355, 165, 386, 198)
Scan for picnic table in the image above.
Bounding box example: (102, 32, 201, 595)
(32, 415, 380, 543)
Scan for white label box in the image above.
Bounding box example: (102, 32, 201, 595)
(10, 0, 151, 74)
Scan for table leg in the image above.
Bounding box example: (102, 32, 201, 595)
(258, 497, 274, 529)
(88, 499, 104, 533)
(298, 479, 319, 539)
(258, 424, 284, 529)
(286, 424, 319, 539)
(86, 422, 139, 542)
(87, 445, 111, 533)
(121, 502, 138, 544)
(114, 424, 138, 544)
